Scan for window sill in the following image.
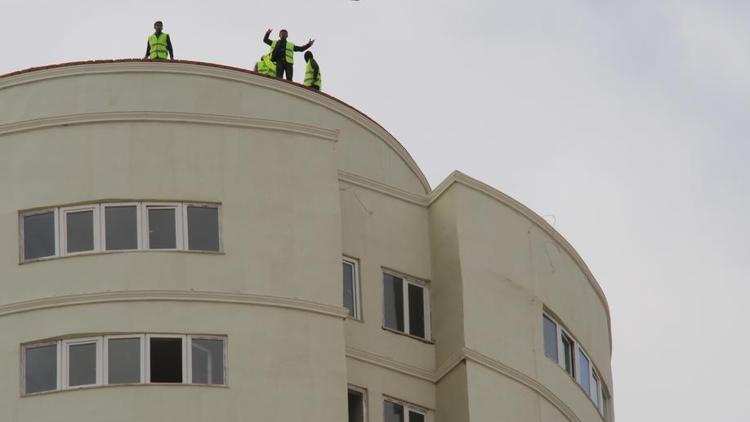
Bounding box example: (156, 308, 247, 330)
(381, 326, 434, 344)
(21, 382, 229, 398)
(20, 249, 226, 265)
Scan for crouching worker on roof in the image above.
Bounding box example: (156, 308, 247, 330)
(145, 21, 174, 60)
(254, 54, 277, 77)
(263, 28, 314, 81)
(304, 51, 322, 91)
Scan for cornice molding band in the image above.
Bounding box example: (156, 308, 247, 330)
(346, 346, 586, 422)
(0, 61, 431, 194)
(0, 111, 339, 142)
(0, 290, 350, 319)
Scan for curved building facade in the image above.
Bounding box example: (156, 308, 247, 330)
(0, 60, 613, 422)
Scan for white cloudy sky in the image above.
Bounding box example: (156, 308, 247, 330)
(2, 1, 749, 420)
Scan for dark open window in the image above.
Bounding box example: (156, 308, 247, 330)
(383, 274, 404, 332)
(543, 315, 559, 362)
(149, 337, 182, 383)
(348, 388, 365, 422)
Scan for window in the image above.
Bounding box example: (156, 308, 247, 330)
(24, 343, 58, 394)
(577, 347, 591, 394)
(543, 315, 558, 361)
(186, 205, 220, 252)
(191, 337, 225, 385)
(148, 336, 184, 383)
(343, 257, 361, 320)
(106, 336, 142, 384)
(542, 313, 606, 415)
(383, 272, 429, 340)
(591, 371, 601, 408)
(22, 210, 56, 260)
(103, 204, 139, 251)
(561, 332, 575, 376)
(22, 334, 226, 395)
(348, 386, 367, 422)
(384, 399, 426, 422)
(20, 201, 222, 261)
(145, 204, 180, 250)
(63, 338, 100, 388)
(61, 206, 99, 255)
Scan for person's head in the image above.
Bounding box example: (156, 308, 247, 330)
(279, 29, 288, 40)
(154, 21, 163, 34)
(304, 51, 313, 62)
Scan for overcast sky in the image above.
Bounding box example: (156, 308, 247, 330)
(2, 1, 749, 420)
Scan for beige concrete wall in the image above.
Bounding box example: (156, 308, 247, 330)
(0, 62, 614, 422)
(0, 302, 347, 422)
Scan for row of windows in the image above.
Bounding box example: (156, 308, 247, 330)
(543, 314, 609, 415)
(21, 202, 221, 261)
(342, 258, 431, 341)
(347, 386, 426, 422)
(23, 335, 226, 395)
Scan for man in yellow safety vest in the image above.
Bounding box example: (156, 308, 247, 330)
(303, 51, 322, 91)
(254, 54, 277, 77)
(263, 28, 314, 81)
(145, 21, 174, 60)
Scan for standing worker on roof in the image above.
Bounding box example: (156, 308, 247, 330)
(263, 29, 314, 81)
(303, 51, 322, 91)
(145, 21, 174, 60)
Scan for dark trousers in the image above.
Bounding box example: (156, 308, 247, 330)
(275, 61, 293, 81)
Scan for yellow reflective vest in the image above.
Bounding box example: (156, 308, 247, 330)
(148, 33, 170, 59)
(269, 40, 295, 64)
(256, 54, 277, 77)
(304, 60, 322, 89)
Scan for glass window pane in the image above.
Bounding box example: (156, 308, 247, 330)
(591, 372, 601, 406)
(384, 401, 404, 422)
(66, 210, 94, 253)
(149, 337, 182, 382)
(108, 338, 141, 384)
(105, 206, 138, 250)
(191, 338, 224, 385)
(68, 342, 97, 386)
(25, 344, 57, 394)
(383, 274, 404, 332)
(347, 389, 365, 422)
(543, 316, 558, 362)
(343, 262, 356, 317)
(408, 284, 425, 338)
(561, 333, 574, 376)
(578, 350, 591, 394)
(23, 212, 55, 259)
(148, 208, 176, 249)
(187, 206, 220, 251)
(409, 411, 425, 422)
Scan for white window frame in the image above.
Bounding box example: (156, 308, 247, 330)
(101, 203, 142, 252)
(61, 337, 102, 389)
(183, 203, 223, 252)
(544, 313, 606, 416)
(21, 340, 61, 394)
(20, 208, 60, 261)
(383, 271, 431, 340)
(59, 204, 101, 256)
(347, 384, 368, 422)
(187, 335, 227, 385)
(591, 369, 603, 412)
(143, 203, 184, 251)
(145, 334, 187, 384)
(575, 346, 592, 395)
(343, 256, 362, 320)
(103, 334, 146, 385)
(384, 398, 428, 422)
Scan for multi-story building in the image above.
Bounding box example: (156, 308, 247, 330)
(0, 60, 613, 421)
